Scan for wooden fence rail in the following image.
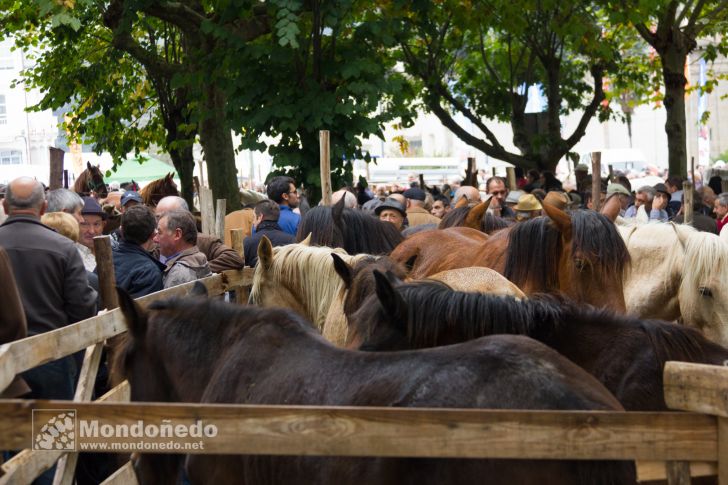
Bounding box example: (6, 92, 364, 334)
(1, 275, 727, 485)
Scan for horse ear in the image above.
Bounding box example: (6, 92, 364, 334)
(332, 196, 345, 225)
(384, 269, 404, 286)
(600, 193, 621, 222)
(257, 235, 274, 271)
(331, 253, 353, 289)
(464, 198, 491, 229)
(189, 281, 208, 297)
(116, 287, 147, 339)
(373, 270, 407, 324)
(542, 201, 572, 239)
(299, 233, 312, 246)
(454, 196, 469, 209)
(86, 161, 92, 170)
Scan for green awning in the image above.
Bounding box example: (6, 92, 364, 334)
(104, 155, 177, 183)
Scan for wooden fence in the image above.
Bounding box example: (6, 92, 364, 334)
(0, 267, 727, 485)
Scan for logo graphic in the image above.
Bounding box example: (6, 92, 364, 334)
(32, 410, 76, 451)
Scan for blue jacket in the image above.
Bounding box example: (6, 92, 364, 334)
(112, 241, 165, 298)
(277, 205, 301, 236)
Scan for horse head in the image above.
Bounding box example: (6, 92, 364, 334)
(678, 232, 728, 346)
(542, 203, 627, 312)
(86, 163, 108, 198)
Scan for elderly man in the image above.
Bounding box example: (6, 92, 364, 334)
(155, 210, 212, 288)
(485, 177, 515, 217)
(77, 196, 106, 271)
(155, 195, 244, 271)
(623, 186, 667, 221)
(452, 185, 481, 207)
(331, 189, 357, 208)
(402, 187, 440, 227)
(47, 188, 84, 223)
(375, 198, 407, 230)
(0, 177, 96, 400)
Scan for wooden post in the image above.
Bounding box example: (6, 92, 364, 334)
(229, 228, 249, 304)
(49, 147, 65, 190)
(93, 235, 118, 311)
(63, 170, 69, 189)
(591, 152, 602, 211)
(419, 173, 425, 190)
(198, 160, 205, 188)
(719, 417, 728, 485)
(608, 164, 614, 182)
(665, 461, 691, 485)
(319, 130, 332, 206)
(690, 156, 696, 187)
(214, 199, 226, 241)
(506, 167, 516, 191)
(491, 167, 496, 178)
(200, 187, 215, 235)
(682, 181, 694, 226)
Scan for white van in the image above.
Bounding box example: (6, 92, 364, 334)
(578, 148, 649, 175)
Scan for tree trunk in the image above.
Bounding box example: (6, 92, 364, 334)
(198, 85, 241, 212)
(169, 144, 195, 211)
(661, 48, 688, 178)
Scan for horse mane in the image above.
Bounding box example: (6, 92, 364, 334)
(570, 210, 630, 276)
(140, 173, 178, 206)
(438, 207, 469, 228)
(296, 206, 403, 255)
(362, 280, 712, 365)
(344, 256, 408, 316)
(111, 296, 315, 385)
(504, 217, 561, 290)
(680, 231, 728, 318)
(250, 244, 368, 326)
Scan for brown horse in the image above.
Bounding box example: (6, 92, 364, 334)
(113, 286, 635, 485)
(391, 203, 629, 312)
(348, 273, 728, 411)
(139, 173, 179, 207)
(73, 162, 108, 198)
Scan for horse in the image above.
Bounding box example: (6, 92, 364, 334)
(437, 199, 512, 234)
(295, 197, 403, 255)
(331, 254, 525, 331)
(113, 286, 636, 485)
(250, 238, 369, 338)
(139, 173, 179, 207)
(73, 162, 108, 198)
(617, 220, 728, 346)
(348, 272, 728, 411)
(392, 203, 630, 312)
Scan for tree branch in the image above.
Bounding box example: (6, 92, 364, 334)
(564, 64, 605, 152)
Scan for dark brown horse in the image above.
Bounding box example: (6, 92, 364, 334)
(73, 162, 108, 197)
(391, 203, 629, 312)
(139, 173, 179, 207)
(113, 286, 635, 485)
(296, 197, 403, 255)
(348, 273, 728, 411)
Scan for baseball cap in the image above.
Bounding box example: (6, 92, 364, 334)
(120, 191, 143, 207)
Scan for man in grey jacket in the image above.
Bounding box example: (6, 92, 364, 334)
(0, 177, 97, 398)
(155, 210, 212, 288)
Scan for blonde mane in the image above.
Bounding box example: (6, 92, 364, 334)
(679, 231, 728, 322)
(250, 244, 369, 329)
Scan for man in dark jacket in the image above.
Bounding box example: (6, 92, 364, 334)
(243, 199, 295, 267)
(0, 178, 97, 395)
(112, 205, 165, 297)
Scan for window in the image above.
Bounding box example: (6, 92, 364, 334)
(0, 150, 22, 165)
(0, 95, 6, 125)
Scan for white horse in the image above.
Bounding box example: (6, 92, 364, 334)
(617, 221, 728, 346)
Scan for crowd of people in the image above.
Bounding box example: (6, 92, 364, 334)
(0, 164, 726, 481)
